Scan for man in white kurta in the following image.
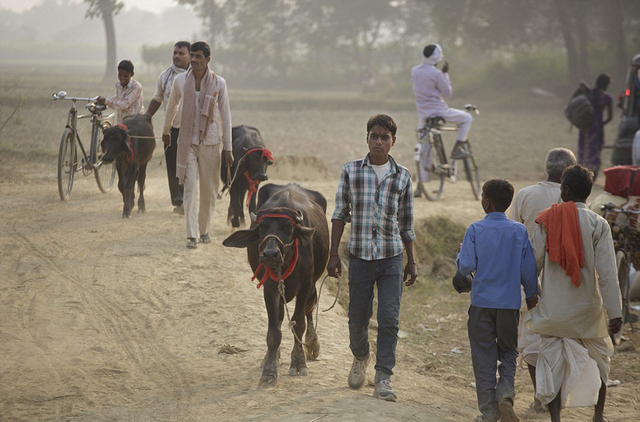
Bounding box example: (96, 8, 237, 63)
(528, 165, 622, 422)
(510, 148, 576, 413)
(163, 41, 233, 248)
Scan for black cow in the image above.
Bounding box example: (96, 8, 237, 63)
(221, 125, 273, 228)
(101, 114, 156, 218)
(222, 183, 329, 387)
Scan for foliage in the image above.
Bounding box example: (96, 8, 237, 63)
(140, 43, 174, 67)
(84, 0, 123, 20)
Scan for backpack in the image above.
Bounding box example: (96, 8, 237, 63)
(564, 93, 595, 130)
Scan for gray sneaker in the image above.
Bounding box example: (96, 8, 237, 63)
(347, 356, 369, 389)
(373, 378, 397, 402)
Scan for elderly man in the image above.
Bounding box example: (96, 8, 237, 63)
(528, 165, 622, 422)
(146, 41, 190, 213)
(163, 41, 233, 249)
(510, 148, 577, 414)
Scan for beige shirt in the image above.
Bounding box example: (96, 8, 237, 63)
(163, 72, 232, 151)
(527, 202, 622, 339)
(106, 79, 144, 124)
(151, 66, 187, 128)
(511, 181, 562, 240)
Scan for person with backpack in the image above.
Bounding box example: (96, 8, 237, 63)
(575, 74, 613, 181)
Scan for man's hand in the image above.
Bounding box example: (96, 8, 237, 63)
(327, 255, 341, 278)
(403, 262, 417, 286)
(526, 295, 539, 310)
(442, 61, 449, 73)
(96, 96, 106, 105)
(162, 134, 171, 146)
(224, 150, 234, 167)
(608, 317, 623, 335)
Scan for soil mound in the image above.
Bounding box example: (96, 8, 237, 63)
(269, 155, 331, 181)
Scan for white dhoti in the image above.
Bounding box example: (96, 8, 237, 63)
(536, 335, 613, 408)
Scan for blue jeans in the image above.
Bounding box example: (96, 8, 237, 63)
(348, 253, 404, 377)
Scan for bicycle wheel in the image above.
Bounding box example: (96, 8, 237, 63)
(415, 137, 446, 201)
(94, 122, 116, 193)
(57, 128, 76, 201)
(462, 156, 481, 200)
(612, 250, 629, 345)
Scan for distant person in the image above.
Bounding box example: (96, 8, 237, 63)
(411, 44, 473, 160)
(327, 114, 417, 402)
(457, 178, 538, 422)
(528, 165, 622, 422)
(575, 74, 613, 181)
(163, 41, 233, 249)
(509, 148, 576, 414)
(146, 41, 191, 214)
(97, 60, 144, 124)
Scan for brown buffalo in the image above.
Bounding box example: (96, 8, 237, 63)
(222, 183, 329, 387)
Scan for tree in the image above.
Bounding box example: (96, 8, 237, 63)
(85, 0, 124, 82)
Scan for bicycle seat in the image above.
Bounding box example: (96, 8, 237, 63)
(424, 116, 446, 129)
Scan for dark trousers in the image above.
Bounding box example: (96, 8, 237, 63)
(166, 127, 183, 206)
(468, 305, 519, 422)
(348, 254, 403, 378)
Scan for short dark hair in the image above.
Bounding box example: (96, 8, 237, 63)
(423, 44, 437, 58)
(117, 60, 134, 74)
(174, 41, 191, 50)
(367, 114, 397, 137)
(561, 165, 593, 199)
(482, 179, 514, 212)
(190, 41, 211, 58)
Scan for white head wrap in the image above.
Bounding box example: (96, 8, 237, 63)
(423, 44, 443, 65)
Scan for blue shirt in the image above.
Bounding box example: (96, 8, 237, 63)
(457, 212, 538, 309)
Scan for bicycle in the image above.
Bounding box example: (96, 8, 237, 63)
(414, 104, 481, 201)
(601, 202, 640, 345)
(52, 91, 116, 200)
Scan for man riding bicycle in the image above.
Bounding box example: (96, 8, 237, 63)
(411, 44, 473, 160)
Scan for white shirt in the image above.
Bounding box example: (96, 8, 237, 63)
(371, 161, 391, 185)
(510, 181, 562, 240)
(151, 65, 187, 128)
(105, 79, 144, 125)
(411, 61, 453, 119)
(163, 72, 233, 151)
(527, 203, 623, 339)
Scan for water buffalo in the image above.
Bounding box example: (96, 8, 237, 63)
(101, 114, 156, 218)
(221, 125, 273, 228)
(222, 183, 329, 387)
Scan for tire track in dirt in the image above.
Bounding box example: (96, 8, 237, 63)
(3, 204, 195, 420)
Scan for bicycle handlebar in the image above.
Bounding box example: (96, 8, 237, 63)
(601, 202, 640, 214)
(52, 91, 99, 102)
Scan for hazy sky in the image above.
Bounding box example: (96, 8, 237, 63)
(1, 0, 178, 13)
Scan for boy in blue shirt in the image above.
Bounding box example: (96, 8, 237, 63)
(457, 178, 539, 422)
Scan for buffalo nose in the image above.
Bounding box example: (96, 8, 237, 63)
(102, 155, 114, 164)
(261, 248, 281, 262)
(256, 173, 268, 181)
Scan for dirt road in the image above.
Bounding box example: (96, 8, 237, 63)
(1, 155, 637, 422)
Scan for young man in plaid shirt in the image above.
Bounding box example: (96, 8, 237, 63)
(327, 114, 417, 402)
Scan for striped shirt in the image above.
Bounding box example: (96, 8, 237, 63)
(105, 79, 144, 124)
(332, 154, 415, 260)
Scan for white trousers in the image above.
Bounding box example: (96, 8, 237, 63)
(421, 107, 473, 141)
(184, 143, 221, 239)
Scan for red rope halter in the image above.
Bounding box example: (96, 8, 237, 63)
(251, 213, 300, 289)
(243, 148, 274, 207)
(116, 124, 134, 162)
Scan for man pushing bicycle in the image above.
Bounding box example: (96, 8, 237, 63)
(411, 44, 473, 160)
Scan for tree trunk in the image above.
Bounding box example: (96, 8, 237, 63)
(606, 0, 627, 94)
(574, 3, 590, 83)
(554, 0, 580, 91)
(99, 2, 117, 83)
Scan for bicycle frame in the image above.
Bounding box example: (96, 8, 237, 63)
(63, 99, 113, 173)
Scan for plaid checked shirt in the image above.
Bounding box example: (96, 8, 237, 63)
(332, 154, 415, 260)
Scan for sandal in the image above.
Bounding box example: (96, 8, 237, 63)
(186, 238, 198, 249)
(200, 234, 211, 244)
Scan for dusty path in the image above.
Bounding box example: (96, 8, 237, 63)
(1, 157, 637, 422)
